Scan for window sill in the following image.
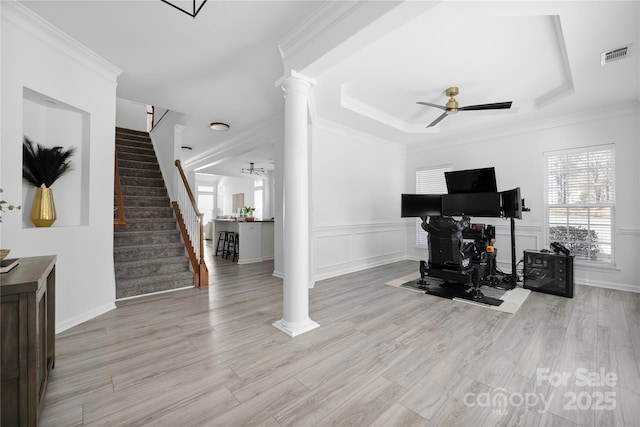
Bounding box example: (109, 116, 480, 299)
(574, 261, 620, 272)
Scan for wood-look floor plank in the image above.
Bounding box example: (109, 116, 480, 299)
(544, 338, 597, 427)
(480, 371, 549, 427)
(210, 377, 309, 426)
(397, 356, 469, 420)
(597, 325, 640, 394)
(38, 244, 640, 427)
(599, 288, 630, 332)
(593, 385, 640, 427)
(314, 376, 406, 427)
(370, 402, 429, 427)
(424, 376, 494, 426)
(512, 321, 567, 380)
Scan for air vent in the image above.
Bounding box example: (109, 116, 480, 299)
(601, 45, 630, 65)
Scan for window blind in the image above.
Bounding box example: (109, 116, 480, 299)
(415, 165, 451, 246)
(544, 147, 615, 263)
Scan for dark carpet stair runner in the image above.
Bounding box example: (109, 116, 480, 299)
(114, 127, 193, 299)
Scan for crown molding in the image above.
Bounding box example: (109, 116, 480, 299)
(278, 1, 405, 76)
(278, 1, 369, 65)
(1, 1, 122, 82)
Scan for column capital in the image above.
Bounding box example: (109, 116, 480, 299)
(276, 69, 317, 91)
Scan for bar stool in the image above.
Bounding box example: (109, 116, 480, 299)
(225, 232, 239, 262)
(215, 231, 230, 257)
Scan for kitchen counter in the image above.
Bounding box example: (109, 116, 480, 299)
(213, 220, 274, 264)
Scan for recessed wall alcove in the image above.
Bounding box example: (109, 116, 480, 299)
(22, 87, 90, 227)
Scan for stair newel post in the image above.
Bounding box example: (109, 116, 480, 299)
(198, 212, 207, 286)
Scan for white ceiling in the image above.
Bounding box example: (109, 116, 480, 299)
(20, 1, 640, 177)
(310, 1, 640, 147)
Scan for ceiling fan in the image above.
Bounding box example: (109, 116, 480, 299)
(417, 86, 512, 128)
(241, 162, 265, 175)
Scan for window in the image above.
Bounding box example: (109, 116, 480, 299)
(544, 146, 615, 264)
(197, 185, 215, 223)
(253, 179, 263, 220)
(415, 165, 451, 246)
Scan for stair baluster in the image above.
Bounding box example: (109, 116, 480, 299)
(173, 159, 209, 287)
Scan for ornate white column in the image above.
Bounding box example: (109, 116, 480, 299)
(273, 71, 319, 337)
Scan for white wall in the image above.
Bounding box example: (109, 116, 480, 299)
(405, 109, 640, 292)
(310, 120, 407, 282)
(217, 175, 255, 215)
(149, 115, 184, 201)
(115, 97, 148, 132)
(1, 3, 122, 331)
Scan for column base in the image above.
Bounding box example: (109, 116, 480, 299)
(272, 318, 320, 337)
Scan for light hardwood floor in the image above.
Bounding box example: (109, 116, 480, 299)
(40, 243, 640, 426)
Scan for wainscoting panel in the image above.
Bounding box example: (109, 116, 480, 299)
(353, 231, 383, 261)
(383, 229, 406, 256)
(315, 233, 353, 271)
(314, 223, 406, 282)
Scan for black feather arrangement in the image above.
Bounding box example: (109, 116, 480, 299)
(23, 136, 76, 188)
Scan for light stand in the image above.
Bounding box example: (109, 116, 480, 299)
(509, 216, 517, 289)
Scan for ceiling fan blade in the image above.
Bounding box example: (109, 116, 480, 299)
(426, 112, 449, 128)
(458, 101, 512, 111)
(417, 101, 447, 111)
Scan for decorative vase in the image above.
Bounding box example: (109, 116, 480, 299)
(30, 185, 56, 227)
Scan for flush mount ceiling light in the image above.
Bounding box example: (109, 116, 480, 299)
(241, 162, 265, 175)
(161, 0, 207, 18)
(210, 122, 230, 131)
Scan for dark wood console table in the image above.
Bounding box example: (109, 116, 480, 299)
(1, 255, 56, 427)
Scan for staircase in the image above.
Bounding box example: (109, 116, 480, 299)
(113, 127, 193, 299)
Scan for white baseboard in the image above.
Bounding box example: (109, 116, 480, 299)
(576, 280, 640, 293)
(313, 255, 406, 283)
(116, 285, 194, 302)
(55, 302, 116, 334)
(238, 255, 274, 265)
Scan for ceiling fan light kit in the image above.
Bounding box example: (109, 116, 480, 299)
(417, 86, 512, 128)
(241, 162, 265, 175)
(161, 0, 207, 18)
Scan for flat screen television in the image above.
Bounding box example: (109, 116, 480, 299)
(441, 192, 502, 217)
(401, 194, 442, 217)
(445, 167, 497, 194)
(501, 187, 522, 219)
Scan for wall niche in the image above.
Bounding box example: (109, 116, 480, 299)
(22, 87, 90, 227)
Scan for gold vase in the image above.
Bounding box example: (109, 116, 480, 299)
(30, 186, 56, 227)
